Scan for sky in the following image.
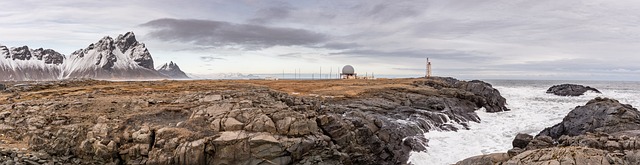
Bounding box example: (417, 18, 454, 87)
(1, 0, 640, 81)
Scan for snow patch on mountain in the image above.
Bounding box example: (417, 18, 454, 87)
(0, 32, 183, 81)
(0, 45, 64, 81)
(62, 33, 165, 80)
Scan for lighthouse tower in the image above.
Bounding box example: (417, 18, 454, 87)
(426, 58, 432, 78)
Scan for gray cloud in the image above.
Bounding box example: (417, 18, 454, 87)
(249, 3, 294, 24)
(492, 58, 640, 73)
(330, 48, 495, 61)
(200, 56, 225, 62)
(277, 53, 302, 58)
(140, 18, 327, 50)
(313, 42, 361, 50)
(3, 0, 640, 80)
(365, 2, 420, 21)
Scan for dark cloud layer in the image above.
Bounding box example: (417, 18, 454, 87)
(140, 18, 327, 50)
(319, 42, 361, 50)
(249, 3, 294, 24)
(330, 48, 494, 61)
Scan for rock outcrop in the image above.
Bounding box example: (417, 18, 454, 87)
(0, 77, 507, 164)
(157, 61, 189, 79)
(538, 97, 640, 139)
(414, 77, 510, 113)
(546, 84, 601, 96)
(456, 97, 640, 165)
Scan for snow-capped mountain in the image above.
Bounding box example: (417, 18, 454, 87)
(0, 32, 182, 81)
(62, 32, 165, 79)
(188, 73, 260, 80)
(157, 61, 189, 79)
(0, 45, 65, 81)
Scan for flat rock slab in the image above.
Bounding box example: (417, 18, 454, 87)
(214, 131, 249, 142)
(0, 124, 14, 130)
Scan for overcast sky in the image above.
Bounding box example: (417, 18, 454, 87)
(1, 0, 640, 80)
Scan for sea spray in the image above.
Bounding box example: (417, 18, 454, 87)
(409, 80, 640, 165)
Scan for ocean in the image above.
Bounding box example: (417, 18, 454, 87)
(409, 80, 640, 165)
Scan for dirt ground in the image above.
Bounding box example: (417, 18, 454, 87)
(0, 78, 437, 151)
(0, 78, 433, 104)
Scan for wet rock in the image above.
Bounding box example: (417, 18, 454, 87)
(546, 84, 601, 96)
(538, 97, 640, 139)
(414, 78, 510, 113)
(512, 133, 533, 149)
(459, 97, 640, 165)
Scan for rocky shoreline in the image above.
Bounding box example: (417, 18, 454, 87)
(456, 97, 640, 165)
(0, 77, 508, 165)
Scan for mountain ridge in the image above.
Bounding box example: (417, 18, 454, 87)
(0, 32, 189, 81)
(157, 61, 189, 79)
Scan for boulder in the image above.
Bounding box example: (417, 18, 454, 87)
(538, 97, 640, 139)
(460, 80, 510, 112)
(455, 153, 510, 165)
(512, 133, 533, 149)
(222, 118, 244, 131)
(546, 84, 601, 96)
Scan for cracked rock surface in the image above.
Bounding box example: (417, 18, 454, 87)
(0, 77, 507, 164)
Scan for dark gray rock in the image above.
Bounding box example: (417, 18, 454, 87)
(414, 77, 510, 113)
(462, 80, 510, 112)
(512, 133, 533, 149)
(0, 84, 5, 91)
(457, 97, 640, 165)
(31, 48, 64, 65)
(538, 97, 640, 139)
(10, 46, 32, 61)
(1, 45, 10, 59)
(116, 32, 154, 70)
(546, 84, 601, 96)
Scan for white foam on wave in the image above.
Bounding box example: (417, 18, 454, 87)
(409, 84, 640, 165)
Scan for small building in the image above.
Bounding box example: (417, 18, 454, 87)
(264, 77, 279, 81)
(341, 65, 357, 79)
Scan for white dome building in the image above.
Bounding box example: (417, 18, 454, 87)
(340, 65, 357, 79)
